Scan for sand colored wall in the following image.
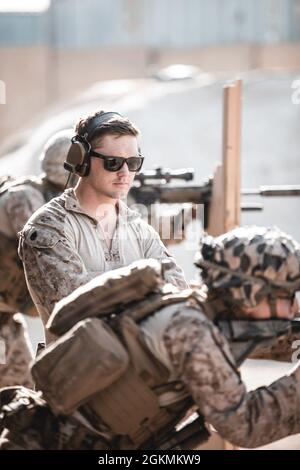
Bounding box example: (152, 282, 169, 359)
(1, 42, 300, 142)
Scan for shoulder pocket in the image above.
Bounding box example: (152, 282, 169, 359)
(22, 226, 60, 249)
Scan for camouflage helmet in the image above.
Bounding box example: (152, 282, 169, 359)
(40, 129, 72, 188)
(195, 226, 300, 308)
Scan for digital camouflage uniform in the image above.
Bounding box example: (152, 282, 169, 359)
(144, 226, 300, 448)
(1, 225, 300, 450)
(18, 188, 188, 342)
(0, 387, 108, 450)
(0, 129, 73, 388)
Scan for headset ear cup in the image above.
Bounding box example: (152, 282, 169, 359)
(81, 152, 91, 177)
(64, 113, 122, 177)
(64, 140, 90, 177)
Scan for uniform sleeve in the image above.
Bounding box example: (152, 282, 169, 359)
(4, 186, 45, 236)
(142, 222, 188, 290)
(163, 308, 300, 448)
(18, 222, 93, 326)
(0, 313, 34, 389)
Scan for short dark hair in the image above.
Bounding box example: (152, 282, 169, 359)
(74, 110, 140, 147)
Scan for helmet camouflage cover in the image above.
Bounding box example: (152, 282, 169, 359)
(195, 226, 300, 308)
(40, 129, 73, 188)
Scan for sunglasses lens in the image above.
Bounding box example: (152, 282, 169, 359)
(127, 157, 143, 171)
(101, 155, 144, 172)
(105, 158, 124, 172)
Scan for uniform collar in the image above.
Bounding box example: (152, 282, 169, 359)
(62, 188, 140, 224)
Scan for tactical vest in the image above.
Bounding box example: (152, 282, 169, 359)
(32, 285, 210, 450)
(0, 176, 61, 315)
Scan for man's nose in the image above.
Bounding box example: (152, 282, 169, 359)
(118, 161, 130, 176)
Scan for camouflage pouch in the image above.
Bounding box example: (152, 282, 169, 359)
(47, 259, 165, 336)
(31, 317, 129, 415)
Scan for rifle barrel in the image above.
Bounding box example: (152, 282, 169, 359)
(242, 185, 300, 197)
(241, 203, 263, 211)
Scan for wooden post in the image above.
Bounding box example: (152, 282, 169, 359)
(207, 79, 242, 236)
(205, 79, 242, 450)
(223, 79, 242, 232)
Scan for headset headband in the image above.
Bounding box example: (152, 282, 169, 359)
(80, 112, 122, 141)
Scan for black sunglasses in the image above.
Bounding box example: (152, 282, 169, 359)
(89, 149, 144, 172)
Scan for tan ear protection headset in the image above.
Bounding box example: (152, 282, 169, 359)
(64, 112, 122, 177)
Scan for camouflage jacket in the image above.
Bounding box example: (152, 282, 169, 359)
(0, 181, 44, 239)
(141, 302, 300, 448)
(0, 177, 60, 314)
(18, 189, 188, 338)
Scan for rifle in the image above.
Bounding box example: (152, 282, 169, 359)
(130, 167, 300, 227)
(215, 317, 300, 367)
(131, 167, 211, 206)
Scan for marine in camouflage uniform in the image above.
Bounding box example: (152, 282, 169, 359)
(0, 129, 73, 388)
(1, 225, 300, 450)
(196, 226, 300, 361)
(18, 189, 188, 344)
(17, 111, 188, 343)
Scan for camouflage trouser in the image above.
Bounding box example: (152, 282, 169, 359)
(0, 312, 34, 389)
(0, 387, 110, 450)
